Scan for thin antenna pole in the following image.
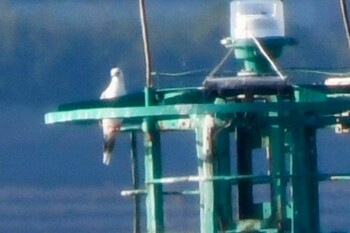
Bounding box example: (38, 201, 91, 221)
(340, 0, 350, 49)
(139, 0, 152, 87)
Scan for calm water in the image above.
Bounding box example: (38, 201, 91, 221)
(0, 185, 133, 233)
(0, 183, 349, 233)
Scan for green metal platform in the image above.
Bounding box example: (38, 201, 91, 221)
(45, 81, 350, 233)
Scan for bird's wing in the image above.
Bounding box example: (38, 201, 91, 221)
(100, 93, 105, 99)
(102, 118, 121, 165)
(119, 85, 126, 96)
(100, 89, 108, 99)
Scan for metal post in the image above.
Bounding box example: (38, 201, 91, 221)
(214, 128, 233, 231)
(130, 132, 141, 233)
(268, 126, 288, 231)
(290, 119, 320, 233)
(195, 116, 217, 233)
(144, 124, 164, 233)
(143, 85, 164, 233)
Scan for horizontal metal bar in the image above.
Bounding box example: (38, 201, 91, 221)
(121, 189, 147, 196)
(318, 173, 350, 181)
(45, 100, 350, 125)
(146, 173, 350, 185)
(121, 189, 199, 196)
(121, 174, 350, 197)
(121, 124, 143, 131)
(148, 175, 271, 184)
(163, 190, 200, 195)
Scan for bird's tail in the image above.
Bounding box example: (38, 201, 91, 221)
(103, 151, 112, 166)
(103, 133, 117, 166)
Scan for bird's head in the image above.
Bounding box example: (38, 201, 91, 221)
(110, 67, 123, 80)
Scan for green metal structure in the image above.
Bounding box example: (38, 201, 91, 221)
(45, 81, 350, 233)
(45, 1, 350, 233)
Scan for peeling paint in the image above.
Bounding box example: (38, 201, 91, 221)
(175, 104, 192, 115)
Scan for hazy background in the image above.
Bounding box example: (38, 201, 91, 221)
(0, 0, 350, 232)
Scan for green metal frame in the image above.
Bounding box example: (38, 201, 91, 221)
(45, 83, 350, 233)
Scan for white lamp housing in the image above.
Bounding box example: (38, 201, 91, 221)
(230, 0, 285, 40)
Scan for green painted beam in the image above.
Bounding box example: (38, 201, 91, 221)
(290, 118, 320, 233)
(143, 88, 164, 233)
(195, 116, 217, 233)
(144, 128, 164, 233)
(268, 126, 289, 231)
(213, 128, 233, 231)
(45, 99, 350, 125)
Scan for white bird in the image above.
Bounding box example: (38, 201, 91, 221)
(100, 67, 126, 165)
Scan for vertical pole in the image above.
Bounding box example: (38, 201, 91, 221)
(195, 116, 217, 233)
(144, 123, 164, 233)
(139, 0, 152, 88)
(340, 0, 350, 49)
(143, 87, 164, 233)
(139, 0, 162, 225)
(236, 127, 255, 219)
(268, 126, 288, 231)
(214, 128, 233, 231)
(130, 132, 141, 233)
(290, 122, 320, 233)
(139, 1, 162, 229)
